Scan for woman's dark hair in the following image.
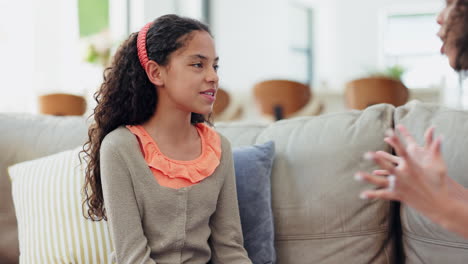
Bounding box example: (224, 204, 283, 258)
(450, 0, 468, 70)
(82, 14, 211, 221)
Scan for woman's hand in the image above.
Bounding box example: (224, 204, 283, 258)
(370, 151, 401, 178)
(355, 125, 451, 223)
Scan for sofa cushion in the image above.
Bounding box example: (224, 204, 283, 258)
(395, 101, 468, 264)
(233, 141, 276, 264)
(252, 104, 396, 264)
(215, 122, 267, 147)
(8, 146, 113, 263)
(0, 114, 88, 264)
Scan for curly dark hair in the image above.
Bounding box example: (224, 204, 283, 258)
(450, 0, 468, 70)
(82, 14, 211, 221)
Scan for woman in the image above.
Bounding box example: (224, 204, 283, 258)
(355, 0, 468, 238)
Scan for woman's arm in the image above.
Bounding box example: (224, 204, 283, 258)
(434, 190, 468, 238)
(100, 140, 156, 264)
(356, 125, 468, 238)
(209, 139, 252, 264)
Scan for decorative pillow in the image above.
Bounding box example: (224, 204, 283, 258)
(233, 141, 276, 264)
(8, 146, 113, 264)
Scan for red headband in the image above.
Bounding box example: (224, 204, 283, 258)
(137, 22, 153, 69)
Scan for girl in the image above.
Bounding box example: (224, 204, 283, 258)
(355, 0, 468, 238)
(82, 14, 252, 263)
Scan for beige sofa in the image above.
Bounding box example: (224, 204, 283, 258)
(1, 101, 468, 263)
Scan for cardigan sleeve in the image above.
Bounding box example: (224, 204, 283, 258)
(100, 139, 157, 264)
(208, 136, 252, 264)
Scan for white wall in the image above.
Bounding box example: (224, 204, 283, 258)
(211, 0, 444, 94)
(0, 0, 35, 113)
(296, 0, 339, 91)
(34, 0, 81, 95)
(0, 0, 452, 114)
(110, 0, 176, 42)
(212, 0, 292, 93)
(117, 0, 452, 112)
(219, 0, 443, 93)
(142, 0, 176, 28)
(0, 0, 81, 113)
(319, 0, 444, 91)
(129, 0, 293, 100)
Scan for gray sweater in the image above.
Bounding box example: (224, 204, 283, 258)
(100, 127, 252, 264)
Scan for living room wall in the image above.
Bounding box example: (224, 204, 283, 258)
(0, 0, 460, 114)
(126, 0, 446, 94)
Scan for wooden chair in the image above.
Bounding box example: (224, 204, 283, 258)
(252, 80, 322, 120)
(345, 77, 409, 110)
(212, 88, 243, 122)
(38, 93, 87, 116)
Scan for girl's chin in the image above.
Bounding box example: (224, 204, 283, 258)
(193, 109, 212, 117)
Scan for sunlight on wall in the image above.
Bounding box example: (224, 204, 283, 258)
(0, 0, 35, 113)
(0, 0, 95, 114)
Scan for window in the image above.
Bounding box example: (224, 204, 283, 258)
(288, 4, 313, 84)
(381, 12, 449, 89)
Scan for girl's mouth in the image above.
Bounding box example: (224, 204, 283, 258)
(200, 90, 216, 102)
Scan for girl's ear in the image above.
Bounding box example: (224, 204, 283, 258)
(145, 60, 164, 86)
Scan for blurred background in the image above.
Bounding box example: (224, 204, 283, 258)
(1, 0, 466, 121)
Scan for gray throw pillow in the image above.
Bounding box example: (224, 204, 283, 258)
(233, 141, 276, 264)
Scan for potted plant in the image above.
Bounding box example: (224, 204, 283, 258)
(345, 65, 409, 110)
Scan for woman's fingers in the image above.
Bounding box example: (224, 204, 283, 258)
(373, 169, 390, 176)
(355, 171, 399, 201)
(384, 135, 409, 160)
(355, 171, 389, 188)
(424, 126, 435, 148)
(375, 151, 400, 164)
(396, 124, 417, 146)
(430, 135, 443, 157)
(359, 188, 399, 201)
(371, 152, 399, 176)
(372, 153, 395, 174)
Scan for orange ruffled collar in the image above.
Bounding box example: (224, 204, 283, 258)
(126, 123, 221, 184)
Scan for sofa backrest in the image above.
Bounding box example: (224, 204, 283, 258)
(0, 106, 396, 264)
(395, 101, 468, 264)
(0, 114, 89, 263)
(7, 102, 468, 263)
(220, 104, 396, 264)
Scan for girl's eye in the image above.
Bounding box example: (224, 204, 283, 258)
(192, 63, 203, 68)
(213, 65, 219, 71)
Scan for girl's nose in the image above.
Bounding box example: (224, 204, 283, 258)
(206, 68, 219, 83)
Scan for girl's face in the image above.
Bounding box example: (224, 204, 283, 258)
(437, 0, 460, 68)
(159, 30, 219, 116)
